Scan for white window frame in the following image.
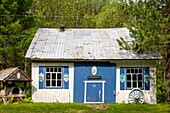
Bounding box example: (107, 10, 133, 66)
(45, 67, 62, 88)
(126, 68, 144, 90)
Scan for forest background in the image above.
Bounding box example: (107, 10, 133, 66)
(0, 0, 169, 103)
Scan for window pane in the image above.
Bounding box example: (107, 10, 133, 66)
(46, 68, 49, 72)
(133, 74, 137, 80)
(139, 69, 142, 73)
(57, 81, 61, 87)
(138, 82, 142, 88)
(131, 69, 134, 73)
(138, 74, 142, 80)
(127, 82, 131, 88)
(52, 80, 56, 86)
(127, 74, 131, 80)
(57, 73, 62, 79)
(58, 68, 62, 72)
(50, 68, 53, 72)
(133, 82, 137, 88)
(46, 73, 50, 79)
(46, 81, 50, 86)
(135, 69, 138, 73)
(52, 73, 56, 79)
(54, 68, 57, 72)
(127, 69, 130, 73)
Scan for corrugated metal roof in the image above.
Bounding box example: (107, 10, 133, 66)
(25, 28, 162, 60)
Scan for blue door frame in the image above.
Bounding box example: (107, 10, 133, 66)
(74, 62, 116, 104)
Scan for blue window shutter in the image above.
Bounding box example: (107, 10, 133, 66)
(39, 66, 45, 89)
(144, 67, 150, 90)
(63, 66, 69, 89)
(120, 67, 125, 90)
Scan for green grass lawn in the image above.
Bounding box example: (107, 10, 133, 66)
(0, 103, 170, 113)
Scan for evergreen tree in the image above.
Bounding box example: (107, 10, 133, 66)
(32, 0, 110, 28)
(93, 1, 133, 28)
(117, 0, 170, 102)
(0, 0, 35, 70)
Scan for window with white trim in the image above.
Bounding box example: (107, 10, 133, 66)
(126, 68, 143, 89)
(45, 67, 62, 88)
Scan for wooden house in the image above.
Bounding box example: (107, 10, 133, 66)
(25, 28, 162, 104)
(0, 67, 32, 103)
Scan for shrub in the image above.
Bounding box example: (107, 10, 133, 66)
(22, 97, 34, 103)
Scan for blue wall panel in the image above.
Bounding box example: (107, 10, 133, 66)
(120, 67, 125, 90)
(39, 66, 45, 89)
(63, 66, 69, 89)
(144, 67, 150, 90)
(74, 62, 116, 104)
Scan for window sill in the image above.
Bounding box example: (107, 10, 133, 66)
(119, 88, 150, 91)
(126, 88, 144, 90)
(44, 86, 63, 89)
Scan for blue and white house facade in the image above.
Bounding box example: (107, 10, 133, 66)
(25, 28, 162, 104)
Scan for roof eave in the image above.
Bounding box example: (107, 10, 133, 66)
(26, 57, 162, 62)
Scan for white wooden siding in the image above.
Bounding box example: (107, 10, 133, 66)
(32, 60, 157, 104)
(32, 62, 74, 102)
(114, 60, 157, 104)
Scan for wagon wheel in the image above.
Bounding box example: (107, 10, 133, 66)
(128, 88, 145, 104)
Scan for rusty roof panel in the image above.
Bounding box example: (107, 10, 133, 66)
(25, 28, 162, 60)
